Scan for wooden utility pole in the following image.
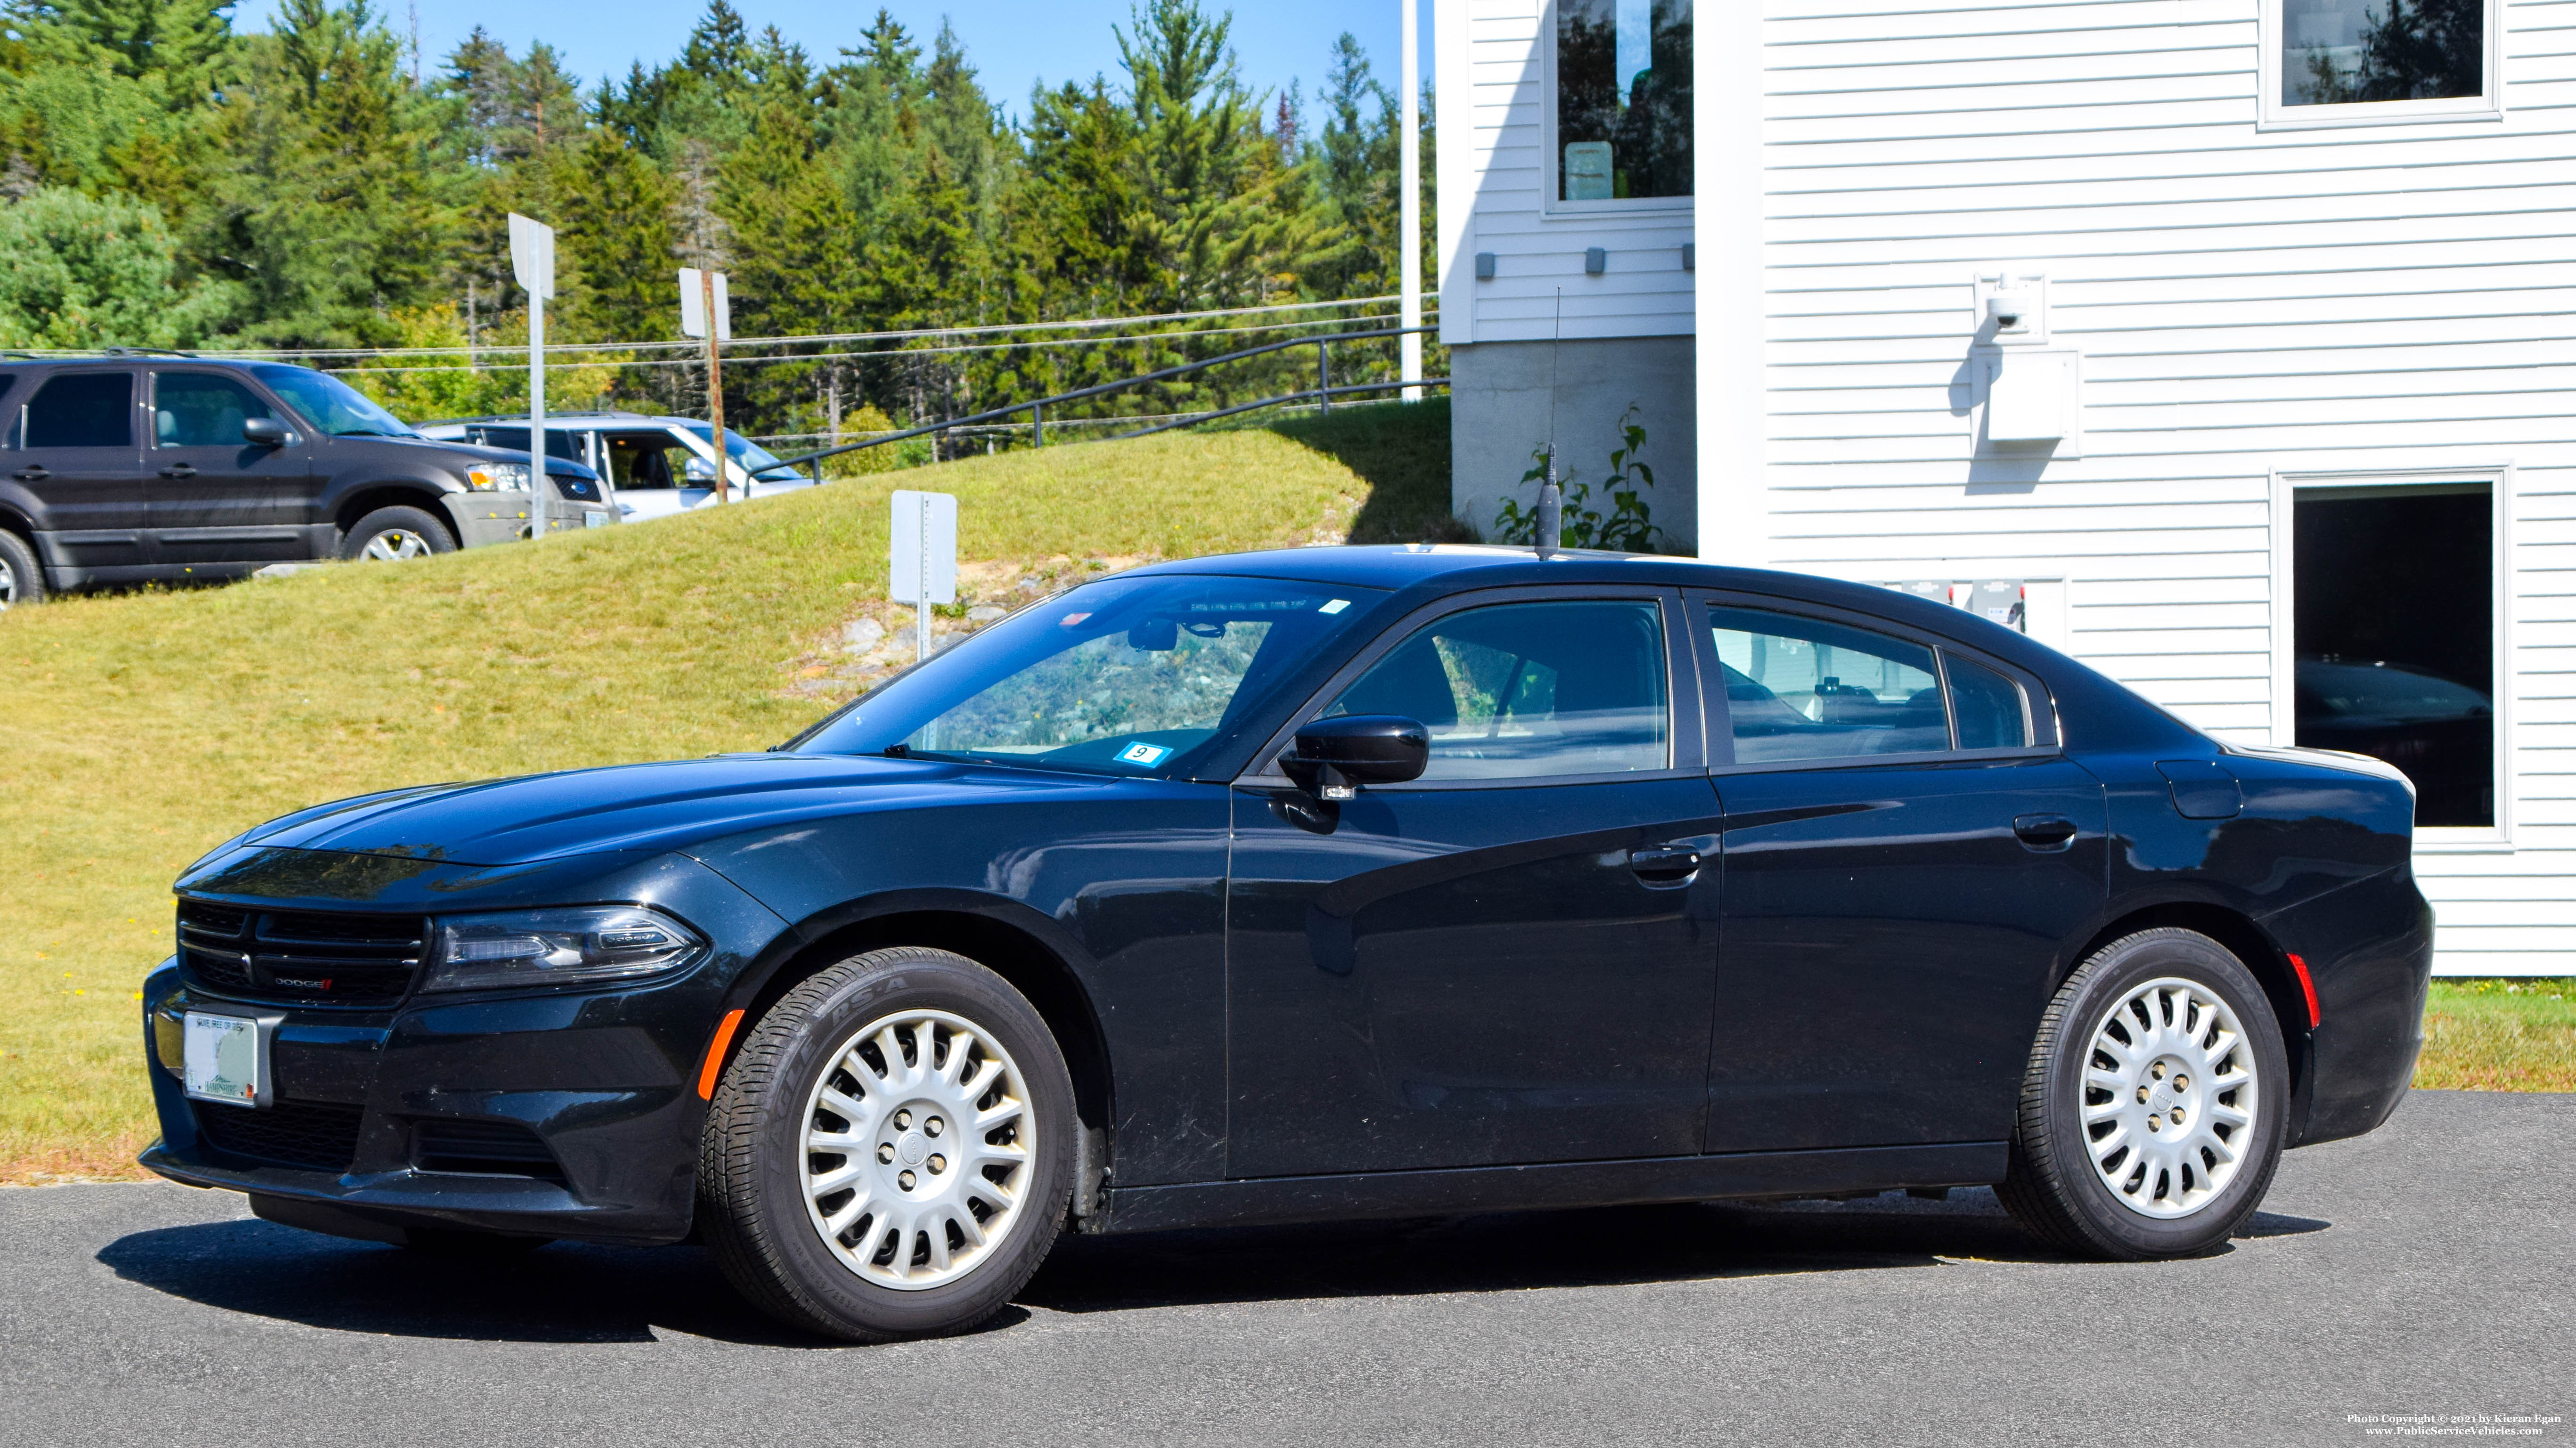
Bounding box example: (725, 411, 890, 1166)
(700, 267, 730, 504)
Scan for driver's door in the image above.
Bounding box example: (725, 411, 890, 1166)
(1224, 588, 1724, 1179)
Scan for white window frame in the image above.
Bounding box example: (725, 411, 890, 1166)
(2258, 0, 2504, 130)
(1538, 0, 1696, 219)
(2269, 464, 2515, 851)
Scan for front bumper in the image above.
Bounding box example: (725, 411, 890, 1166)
(137, 850, 789, 1245)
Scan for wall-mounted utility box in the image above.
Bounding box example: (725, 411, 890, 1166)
(1983, 348, 2083, 448)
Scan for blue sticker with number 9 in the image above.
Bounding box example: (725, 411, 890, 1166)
(1116, 741, 1173, 767)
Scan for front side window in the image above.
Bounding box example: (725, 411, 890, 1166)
(23, 372, 134, 449)
(154, 373, 271, 448)
(1554, 0, 1693, 204)
(788, 575, 1385, 778)
(603, 432, 689, 489)
(684, 423, 801, 481)
(2273, 0, 2492, 120)
(1327, 599, 1670, 781)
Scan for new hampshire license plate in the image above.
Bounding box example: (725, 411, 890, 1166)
(183, 1012, 263, 1107)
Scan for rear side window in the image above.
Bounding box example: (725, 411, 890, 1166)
(1709, 605, 1947, 762)
(1328, 599, 1671, 780)
(1946, 655, 2032, 750)
(25, 372, 134, 448)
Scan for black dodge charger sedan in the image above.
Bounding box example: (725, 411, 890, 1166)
(140, 546, 2433, 1341)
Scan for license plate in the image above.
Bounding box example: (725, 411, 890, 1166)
(584, 510, 609, 529)
(183, 1012, 264, 1107)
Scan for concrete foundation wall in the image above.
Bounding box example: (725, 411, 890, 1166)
(1448, 336, 1698, 553)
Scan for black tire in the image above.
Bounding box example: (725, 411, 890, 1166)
(0, 529, 43, 609)
(1998, 928, 2290, 1260)
(698, 947, 1075, 1342)
(341, 505, 457, 562)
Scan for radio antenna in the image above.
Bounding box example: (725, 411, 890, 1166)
(1537, 289, 1564, 560)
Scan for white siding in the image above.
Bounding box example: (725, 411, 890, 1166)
(1438, 0, 1699, 344)
(1744, 0, 2576, 974)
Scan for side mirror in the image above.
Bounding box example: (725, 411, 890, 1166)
(242, 417, 291, 447)
(683, 455, 719, 482)
(1282, 715, 1429, 800)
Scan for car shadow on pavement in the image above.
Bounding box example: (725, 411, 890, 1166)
(98, 1189, 2331, 1344)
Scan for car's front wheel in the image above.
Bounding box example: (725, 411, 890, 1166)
(698, 947, 1074, 1341)
(341, 505, 456, 562)
(1998, 928, 2290, 1259)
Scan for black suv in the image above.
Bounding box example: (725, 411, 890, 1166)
(0, 353, 611, 606)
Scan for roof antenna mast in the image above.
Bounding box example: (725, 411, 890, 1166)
(1537, 288, 1564, 560)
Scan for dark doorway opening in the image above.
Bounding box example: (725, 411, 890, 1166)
(2293, 484, 2494, 828)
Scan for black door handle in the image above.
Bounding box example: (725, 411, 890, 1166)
(1628, 845, 1702, 882)
(12, 466, 47, 481)
(2013, 814, 2079, 851)
(159, 464, 197, 479)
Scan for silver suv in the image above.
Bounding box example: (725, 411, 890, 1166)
(417, 411, 818, 523)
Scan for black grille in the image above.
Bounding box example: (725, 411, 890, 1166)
(177, 901, 427, 1007)
(192, 1099, 365, 1172)
(410, 1119, 565, 1182)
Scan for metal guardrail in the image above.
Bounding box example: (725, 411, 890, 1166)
(767, 325, 1446, 481)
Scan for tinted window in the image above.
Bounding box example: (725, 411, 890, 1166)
(2284, 0, 2481, 106)
(154, 373, 271, 447)
(25, 372, 134, 448)
(469, 425, 578, 460)
(1709, 605, 1948, 762)
(1329, 599, 1669, 780)
(1556, 0, 1692, 202)
(1946, 654, 2030, 750)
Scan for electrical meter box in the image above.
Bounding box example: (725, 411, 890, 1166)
(1970, 579, 2027, 633)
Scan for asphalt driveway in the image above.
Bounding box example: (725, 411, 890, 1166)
(2, 1090, 2566, 1448)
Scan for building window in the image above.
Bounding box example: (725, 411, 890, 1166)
(2265, 0, 2499, 126)
(2291, 481, 2499, 830)
(1552, 0, 1692, 206)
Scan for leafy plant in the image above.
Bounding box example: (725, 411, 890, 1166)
(1491, 405, 1665, 553)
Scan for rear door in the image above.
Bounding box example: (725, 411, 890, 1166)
(145, 369, 314, 566)
(9, 367, 147, 573)
(1693, 593, 2108, 1156)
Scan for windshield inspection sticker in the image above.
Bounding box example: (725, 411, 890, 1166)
(1116, 742, 1174, 767)
(1318, 599, 1351, 614)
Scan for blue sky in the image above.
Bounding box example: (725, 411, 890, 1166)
(250, 1, 1428, 121)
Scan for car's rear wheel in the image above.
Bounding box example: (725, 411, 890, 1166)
(0, 529, 43, 609)
(342, 505, 456, 562)
(698, 947, 1073, 1342)
(1998, 928, 2290, 1259)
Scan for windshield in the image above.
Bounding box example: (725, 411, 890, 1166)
(684, 423, 799, 480)
(248, 364, 421, 438)
(787, 574, 1386, 777)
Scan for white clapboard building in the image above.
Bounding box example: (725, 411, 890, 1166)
(1435, 0, 2567, 975)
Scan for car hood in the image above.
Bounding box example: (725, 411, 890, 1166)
(220, 753, 1109, 868)
(367, 432, 599, 480)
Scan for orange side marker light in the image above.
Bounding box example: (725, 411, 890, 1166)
(697, 1009, 747, 1100)
(2286, 954, 2322, 1029)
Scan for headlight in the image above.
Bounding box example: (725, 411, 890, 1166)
(423, 906, 706, 992)
(463, 462, 530, 492)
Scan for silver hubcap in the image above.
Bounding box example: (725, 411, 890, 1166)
(0, 554, 16, 607)
(799, 1008, 1035, 1291)
(361, 529, 432, 561)
(2082, 976, 2259, 1220)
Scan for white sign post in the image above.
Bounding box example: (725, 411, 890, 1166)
(508, 213, 556, 538)
(889, 490, 957, 663)
(679, 267, 733, 502)
(1399, 0, 1422, 401)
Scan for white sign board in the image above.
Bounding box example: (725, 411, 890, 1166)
(507, 213, 555, 299)
(679, 268, 731, 341)
(889, 491, 957, 606)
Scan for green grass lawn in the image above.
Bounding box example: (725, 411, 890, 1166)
(0, 402, 1459, 1182)
(2416, 979, 2576, 1092)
